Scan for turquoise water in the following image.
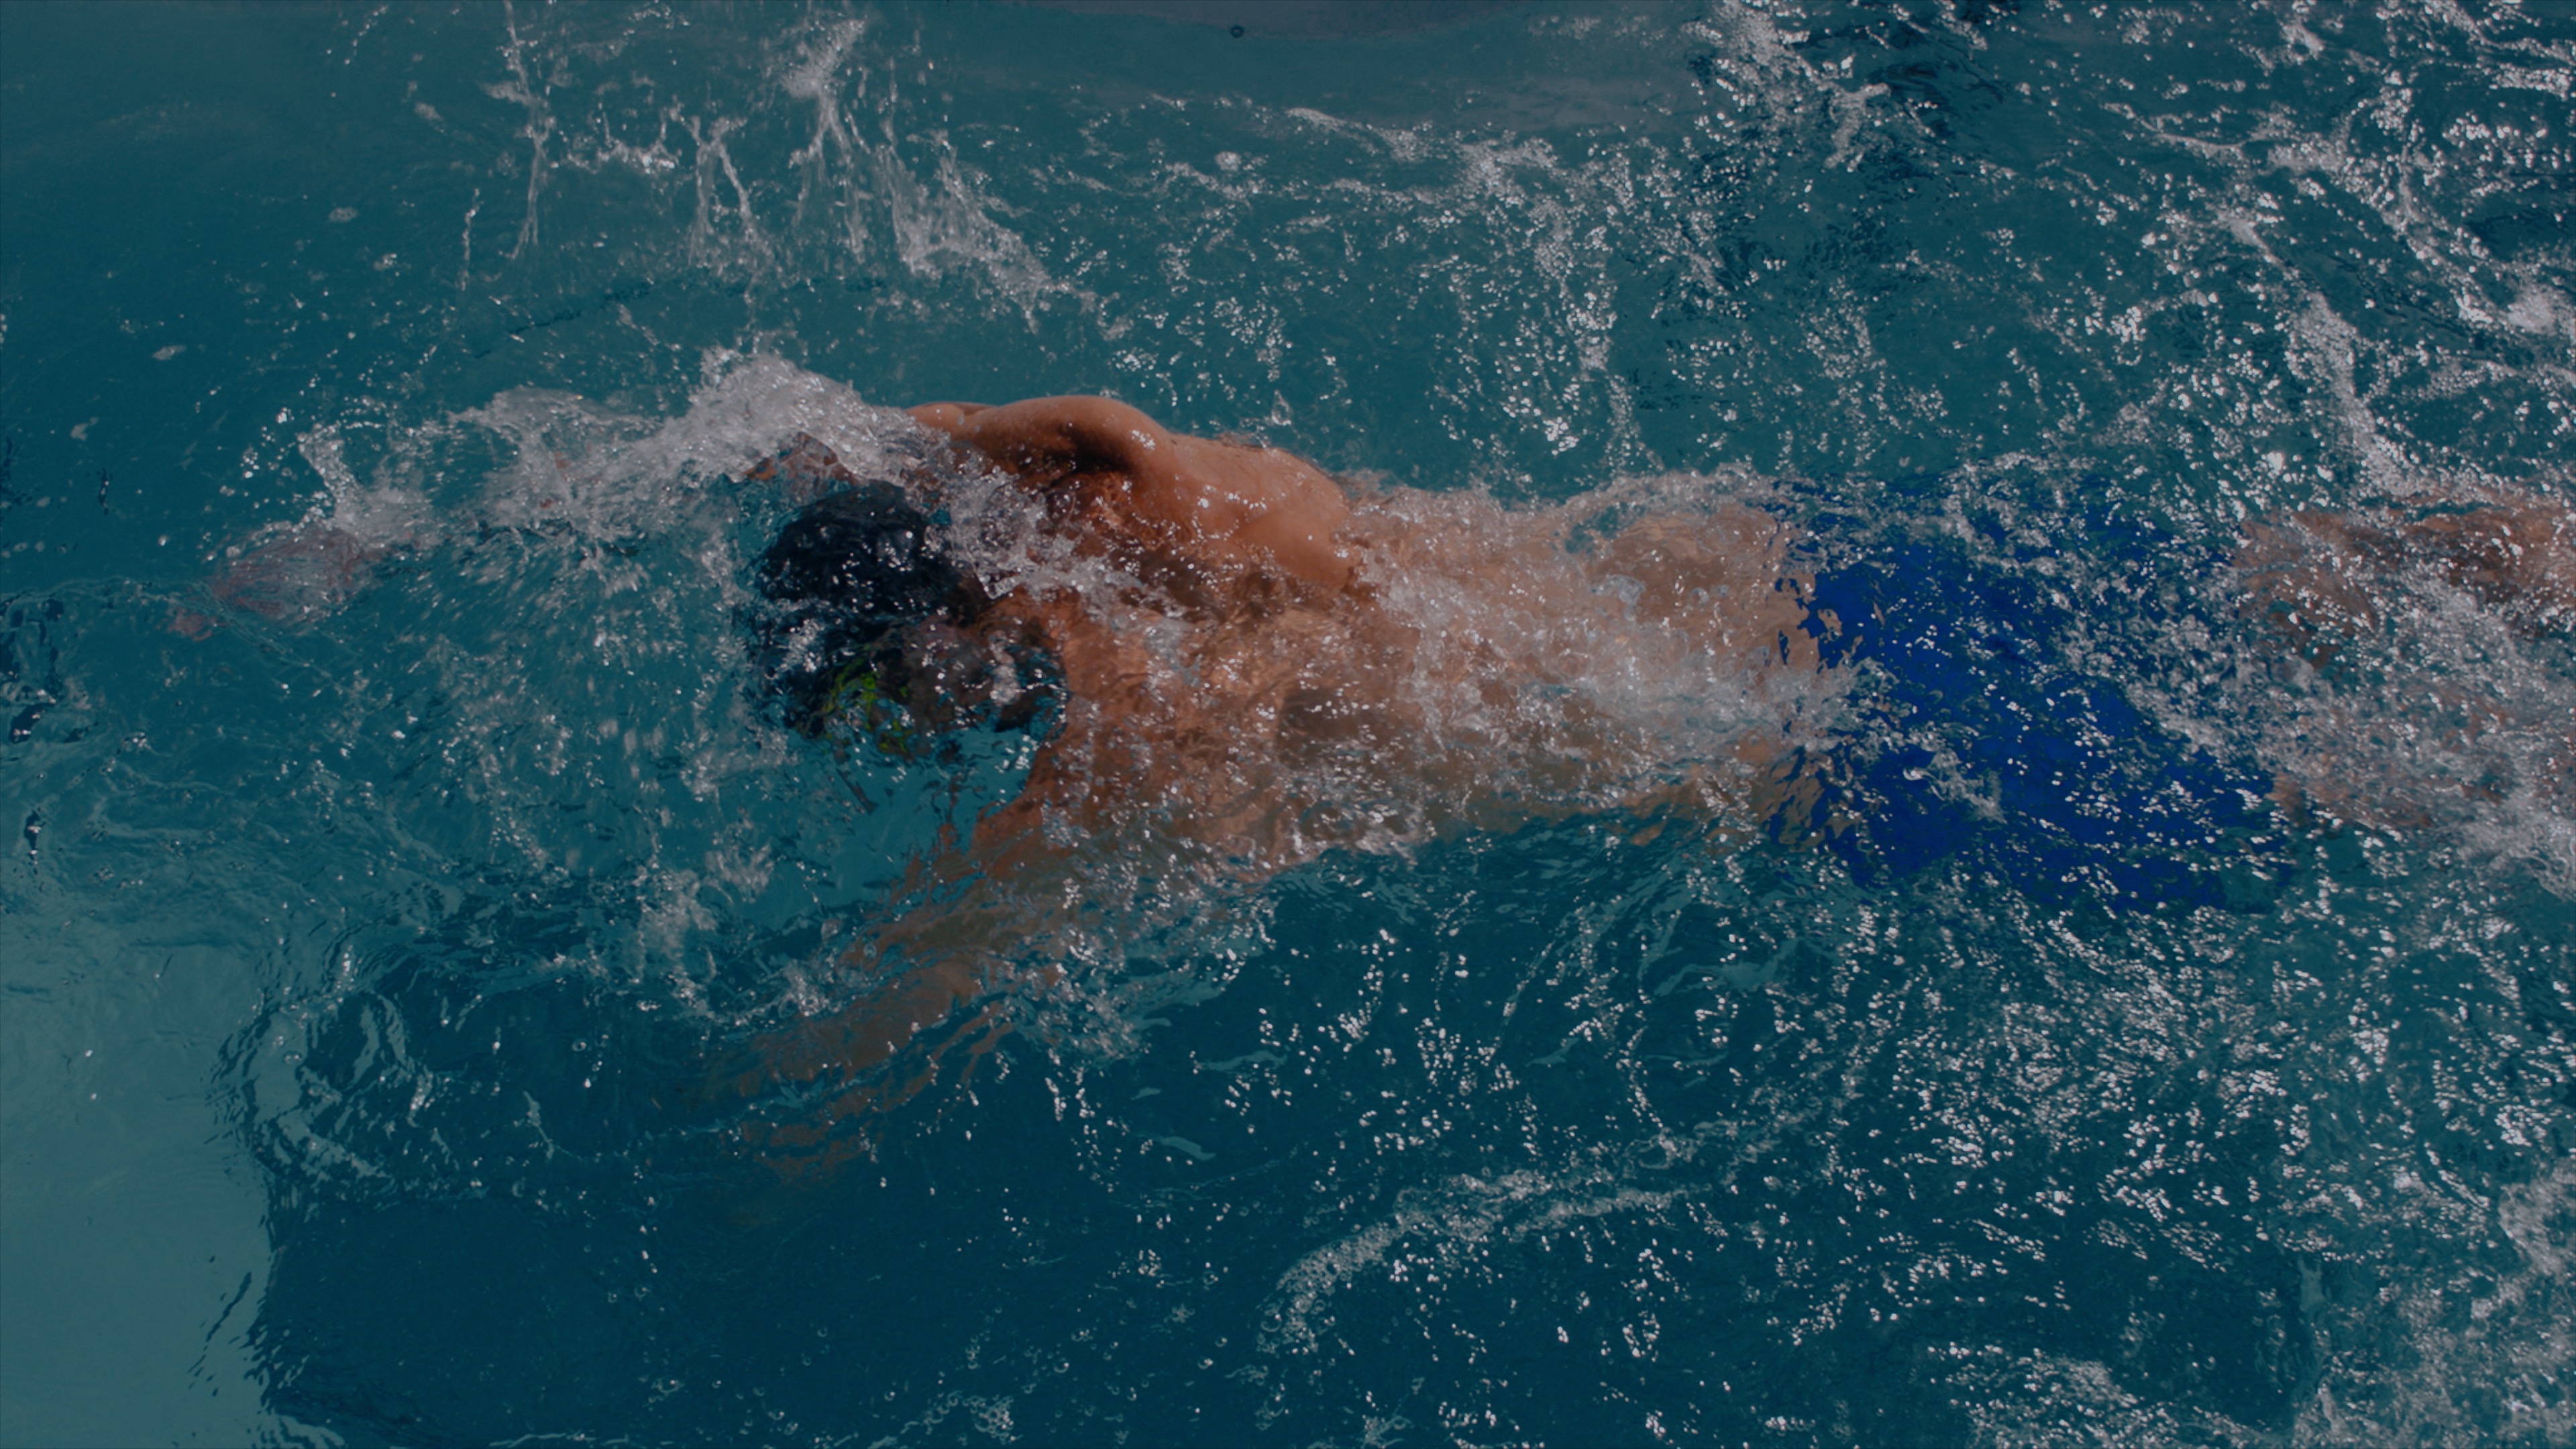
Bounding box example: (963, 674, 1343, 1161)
(4, 2, 2574, 1444)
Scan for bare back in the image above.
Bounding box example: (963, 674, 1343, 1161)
(910, 397, 1823, 873)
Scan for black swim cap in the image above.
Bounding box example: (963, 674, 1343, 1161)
(758, 482, 959, 620)
(751, 482, 967, 737)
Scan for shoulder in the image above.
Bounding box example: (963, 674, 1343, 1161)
(914, 396, 1171, 474)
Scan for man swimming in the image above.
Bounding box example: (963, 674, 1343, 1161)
(193, 391, 2572, 1164)
(722, 397, 1831, 1155)
(724, 401, 2576, 1162)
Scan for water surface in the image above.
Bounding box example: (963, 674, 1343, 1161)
(4, 3, 2574, 1445)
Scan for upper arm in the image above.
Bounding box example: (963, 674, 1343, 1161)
(912, 396, 1172, 478)
(912, 394, 1357, 594)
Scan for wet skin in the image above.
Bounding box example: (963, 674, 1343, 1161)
(906, 396, 1827, 866)
(2232, 490, 2576, 826)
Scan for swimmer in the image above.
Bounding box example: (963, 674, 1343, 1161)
(731, 416, 2576, 1164)
(197, 384, 2565, 1163)
(719, 396, 1833, 1161)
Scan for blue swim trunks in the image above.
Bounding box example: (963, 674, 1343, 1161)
(1795, 519, 2282, 914)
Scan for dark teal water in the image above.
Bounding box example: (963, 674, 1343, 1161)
(5, 3, 2574, 1445)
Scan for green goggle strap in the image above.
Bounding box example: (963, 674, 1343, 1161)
(822, 665, 915, 757)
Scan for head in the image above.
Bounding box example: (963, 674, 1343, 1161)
(750, 482, 1056, 751)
